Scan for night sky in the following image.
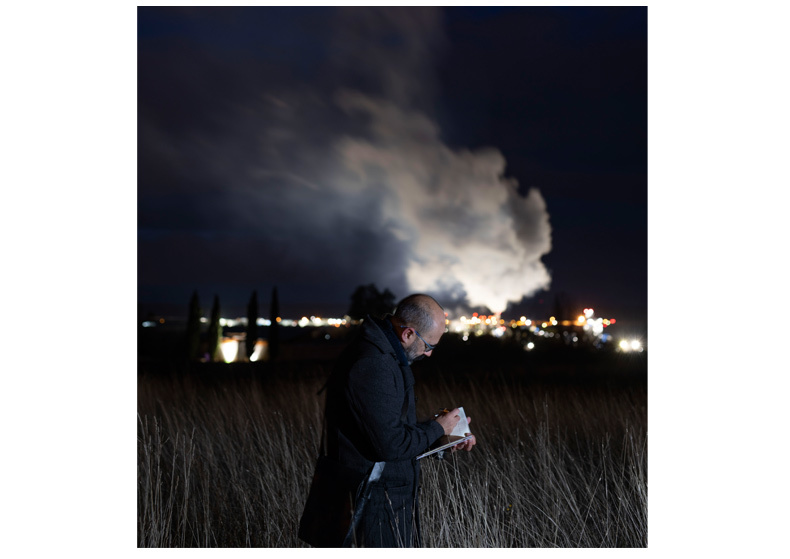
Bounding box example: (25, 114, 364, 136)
(137, 6, 647, 337)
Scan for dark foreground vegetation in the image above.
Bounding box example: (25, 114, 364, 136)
(137, 332, 647, 547)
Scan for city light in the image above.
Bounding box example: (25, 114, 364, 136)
(220, 339, 239, 363)
(249, 340, 266, 362)
(619, 338, 644, 353)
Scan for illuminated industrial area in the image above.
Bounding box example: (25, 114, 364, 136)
(447, 307, 641, 352)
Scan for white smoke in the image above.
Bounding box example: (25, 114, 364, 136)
(335, 92, 552, 314)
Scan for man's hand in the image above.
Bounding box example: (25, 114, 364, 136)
(434, 407, 461, 435)
(451, 416, 476, 453)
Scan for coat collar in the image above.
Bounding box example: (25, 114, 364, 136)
(361, 316, 414, 388)
(366, 314, 411, 368)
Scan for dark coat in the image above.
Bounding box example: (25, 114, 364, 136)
(324, 315, 444, 546)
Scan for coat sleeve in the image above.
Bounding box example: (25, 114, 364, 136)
(345, 355, 444, 463)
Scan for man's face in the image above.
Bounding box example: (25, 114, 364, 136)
(404, 324, 443, 365)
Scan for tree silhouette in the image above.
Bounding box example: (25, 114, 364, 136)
(552, 292, 574, 321)
(185, 290, 202, 361)
(347, 284, 396, 320)
(207, 295, 222, 362)
(268, 286, 280, 360)
(246, 290, 258, 361)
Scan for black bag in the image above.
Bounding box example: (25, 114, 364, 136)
(298, 455, 377, 547)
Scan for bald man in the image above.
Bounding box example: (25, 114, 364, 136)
(314, 294, 475, 547)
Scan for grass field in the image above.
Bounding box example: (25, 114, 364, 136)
(137, 336, 647, 547)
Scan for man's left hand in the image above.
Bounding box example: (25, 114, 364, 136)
(451, 416, 476, 452)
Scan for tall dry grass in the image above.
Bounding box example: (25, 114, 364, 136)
(137, 367, 324, 547)
(415, 371, 646, 547)
(138, 358, 646, 547)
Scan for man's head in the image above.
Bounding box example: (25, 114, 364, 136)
(391, 294, 446, 364)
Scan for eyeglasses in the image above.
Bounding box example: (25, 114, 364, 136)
(400, 325, 437, 353)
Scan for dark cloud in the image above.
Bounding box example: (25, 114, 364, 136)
(138, 6, 555, 317)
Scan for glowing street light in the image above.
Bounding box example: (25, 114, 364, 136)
(249, 340, 266, 362)
(220, 339, 239, 363)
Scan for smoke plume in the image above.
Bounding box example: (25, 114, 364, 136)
(335, 91, 552, 313)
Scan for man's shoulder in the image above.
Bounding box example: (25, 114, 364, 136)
(346, 319, 401, 369)
(353, 316, 394, 353)
(334, 318, 391, 367)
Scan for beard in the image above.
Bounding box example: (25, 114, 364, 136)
(405, 343, 425, 365)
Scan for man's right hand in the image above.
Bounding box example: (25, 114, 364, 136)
(434, 407, 461, 436)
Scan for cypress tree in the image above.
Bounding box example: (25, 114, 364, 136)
(246, 290, 258, 361)
(207, 295, 222, 362)
(268, 286, 280, 360)
(185, 290, 202, 361)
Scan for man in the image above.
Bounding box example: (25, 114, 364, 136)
(321, 293, 475, 547)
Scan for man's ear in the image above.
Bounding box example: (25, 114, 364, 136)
(398, 325, 414, 345)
